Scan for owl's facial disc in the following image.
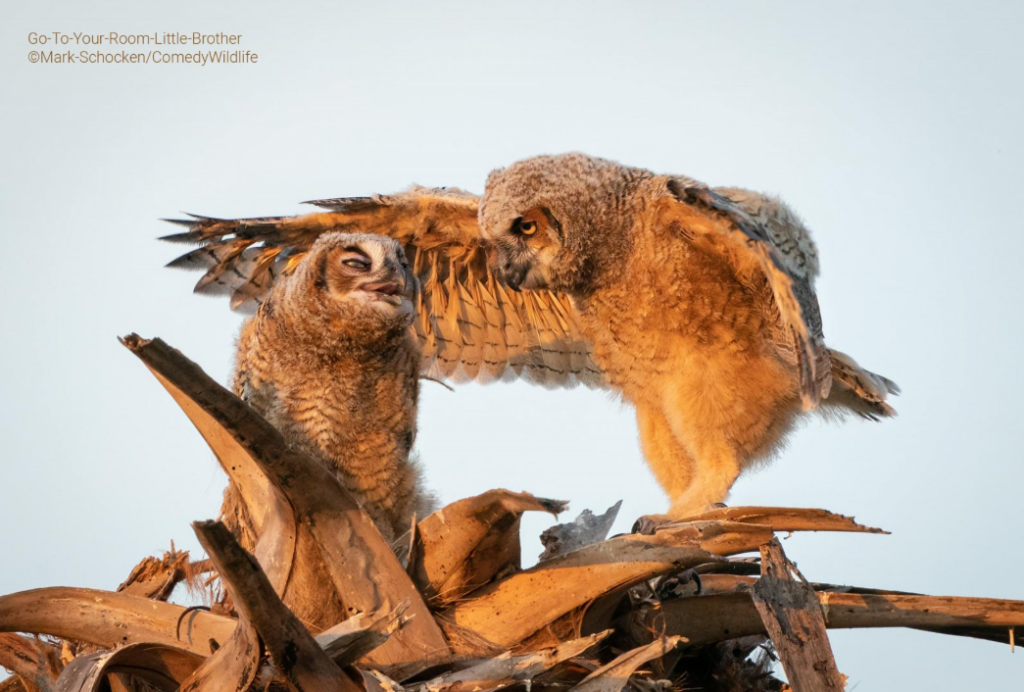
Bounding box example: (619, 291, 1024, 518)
(494, 207, 561, 291)
(325, 244, 414, 312)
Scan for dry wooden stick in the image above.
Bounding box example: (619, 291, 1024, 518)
(121, 334, 451, 677)
(647, 589, 1024, 648)
(0, 634, 60, 692)
(0, 588, 233, 657)
(177, 541, 261, 692)
(192, 520, 359, 692)
(750, 538, 845, 691)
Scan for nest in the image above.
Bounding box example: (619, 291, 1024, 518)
(1, 334, 1022, 692)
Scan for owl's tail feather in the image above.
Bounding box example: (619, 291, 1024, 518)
(822, 349, 899, 421)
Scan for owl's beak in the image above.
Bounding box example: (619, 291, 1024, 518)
(498, 261, 529, 292)
(360, 281, 403, 296)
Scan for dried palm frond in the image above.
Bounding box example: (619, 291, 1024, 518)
(2, 334, 1023, 692)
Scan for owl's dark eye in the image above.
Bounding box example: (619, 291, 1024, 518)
(513, 218, 537, 236)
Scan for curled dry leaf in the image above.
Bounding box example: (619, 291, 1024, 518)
(445, 534, 719, 649)
(121, 334, 451, 678)
(53, 643, 203, 692)
(117, 334, 304, 609)
(571, 636, 684, 692)
(412, 489, 568, 604)
(0, 588, 233, 657)
(539, 501, 623, 562)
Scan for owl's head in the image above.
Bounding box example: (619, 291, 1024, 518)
(480, 153, 644, 295)
(283, 232, 416, 333)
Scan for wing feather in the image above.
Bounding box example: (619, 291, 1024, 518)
(163, 187, 604, 388)
(665, 180, 832, 408)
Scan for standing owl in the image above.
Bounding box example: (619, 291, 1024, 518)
(222, 231, 436, 547)
(165, 153, 896, 527)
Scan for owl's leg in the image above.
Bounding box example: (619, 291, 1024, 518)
(632, 403, 699, 533)
(665, 443, 742, 520)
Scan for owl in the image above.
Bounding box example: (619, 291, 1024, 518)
(165, 153, 896, 527)
(221, 231, 436, 547)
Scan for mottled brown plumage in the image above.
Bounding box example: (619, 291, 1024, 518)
(166, 153, 897, 522)
(223, 232, 436, 548)
(481, 154, 897, 520)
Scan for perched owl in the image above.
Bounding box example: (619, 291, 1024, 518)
(165, 153, 896, 526)
(222, 231, 436, 547)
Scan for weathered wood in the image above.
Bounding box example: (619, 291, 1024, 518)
(192, 520, 358, 692)
(0, 634, 60, 692)
(177, 543, 261, 692)
(121, 334, 451, 676)
(316, 603, 409, 666)
(177, 610, 258, 692)
(411, 490, 566, 603)
(649, 586, 1024, 648)
(119, 334, 302, 604)
(0, 677, 29, 692)
(539, 501, 622, 561)
(414, 631, 611, 692)
(0, 588, 233, 657)
(53, 643, 203, 692)
(117, 549, 192, 601)
(570, 636, 683, 692)
(446, 533, 721, 648)
(649, 521, 775, 556)
(669, 506, 886, 534)
(360, 669, 405, 692)
(750, 539, 844, 690)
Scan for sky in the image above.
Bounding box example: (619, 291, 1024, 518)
(2, 0, 1022, 688)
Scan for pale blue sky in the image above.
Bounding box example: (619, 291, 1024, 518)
(3, 1, 1022, 688)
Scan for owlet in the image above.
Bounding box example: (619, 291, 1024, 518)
(165, 153, 896, 527)
(222, 231, 436, 547)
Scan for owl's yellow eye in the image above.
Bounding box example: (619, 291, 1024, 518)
(516, 219, 537, 236)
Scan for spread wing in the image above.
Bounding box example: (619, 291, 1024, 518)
(664, 179, 831, 409)
(162, 186, 604, 388)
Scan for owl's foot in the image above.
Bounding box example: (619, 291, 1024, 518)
(633, 503, 730, 534)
